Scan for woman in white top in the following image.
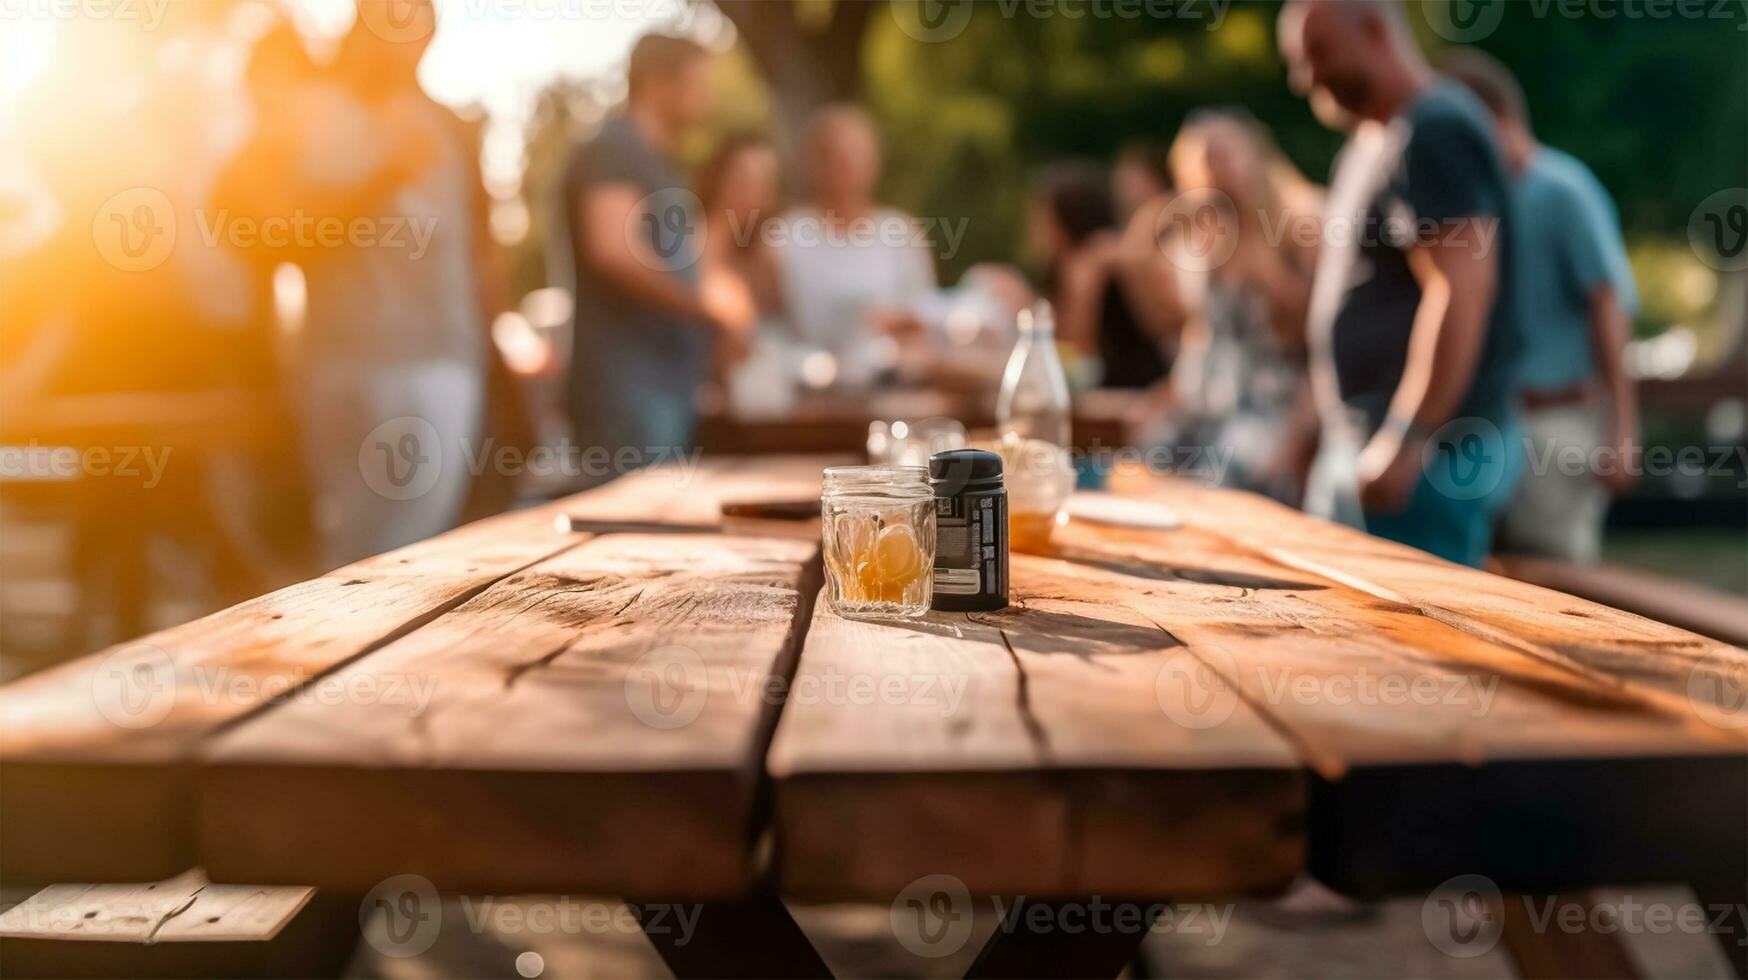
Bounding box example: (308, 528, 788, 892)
(773, 105, 936, 388)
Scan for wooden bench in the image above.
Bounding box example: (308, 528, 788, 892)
(1493, 553, 1748, 648)
(0, 870, 355, 978)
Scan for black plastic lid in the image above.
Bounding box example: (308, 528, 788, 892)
(929, 449, 1004, 494)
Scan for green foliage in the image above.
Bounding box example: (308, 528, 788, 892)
(860, 0, 1747, 292)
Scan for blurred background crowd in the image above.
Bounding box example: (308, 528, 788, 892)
(1, 0, 1744, 676)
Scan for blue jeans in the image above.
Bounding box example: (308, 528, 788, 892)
(1364, 418, 1523, 567)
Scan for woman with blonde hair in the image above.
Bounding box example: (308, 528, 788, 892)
(1134, 108, 1323, 499)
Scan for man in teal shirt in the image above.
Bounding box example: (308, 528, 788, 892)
(1445, 49, 1641, 563)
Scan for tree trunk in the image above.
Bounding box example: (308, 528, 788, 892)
(714, 0, 876, 141)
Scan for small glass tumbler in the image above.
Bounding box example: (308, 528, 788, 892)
(821, 465, 936, 618)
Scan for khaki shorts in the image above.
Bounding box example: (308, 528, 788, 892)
(1498, 403, 1610, 564)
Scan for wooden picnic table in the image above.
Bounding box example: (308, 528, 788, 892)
(2, 454, 1744, 977)
(694, 388, 1140, 455)
(0, 389, 304, 648)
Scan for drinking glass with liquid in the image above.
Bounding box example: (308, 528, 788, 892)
(821, 465, 936, 618)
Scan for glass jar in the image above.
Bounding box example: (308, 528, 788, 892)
(821, 465, 936, 618)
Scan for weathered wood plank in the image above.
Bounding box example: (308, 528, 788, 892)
(1105, 476, 1748, 895)
(0, 456, 790, 885)
(0, 507, 588, 883)
(200, 532, 822, 897)
(1058, 519, 1741, 769)
(771, 563, 1306, 901)
(1139, 476, 1748, 721)
(0, 870, 356, 978)
(1492, 555, 1748, 648)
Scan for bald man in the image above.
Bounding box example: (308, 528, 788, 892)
(1279, 0, 1524, 567)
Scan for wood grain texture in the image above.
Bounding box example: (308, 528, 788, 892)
(0, 870, 355, 978)
(201, 532, 822, 897)
(1492, 554, 1748, 648)
(1139, 476, 1748, 725)
(0, 870, 311, 943)
(8, 451, 1740, 907)
(0, 456, 792, 884)
(1057, 518, 1741, 771)
(770, 565, 1305, 901)
(777, 466, 1744, 902)
(1111, 475, 1748, 895)
(0, 506, 587, 883)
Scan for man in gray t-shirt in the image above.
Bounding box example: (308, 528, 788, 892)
(560, 34, 749, 483)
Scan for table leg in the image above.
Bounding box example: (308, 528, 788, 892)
(963, 898, 1163, 979)
(627, 882, 832, 979)
(1692, 876, 1748, 979)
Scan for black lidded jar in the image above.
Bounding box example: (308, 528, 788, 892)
(928, 449, 1008, 611)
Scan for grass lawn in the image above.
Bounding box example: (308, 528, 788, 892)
(1604, 527, 1748, 596)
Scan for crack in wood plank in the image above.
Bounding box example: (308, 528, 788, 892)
(1132, 607, 1347, 779)
(142, 888, 203, 946)
(500, 586, 646, 690)
(204, 535, 592, 742)
(984, 618, 1054, 762)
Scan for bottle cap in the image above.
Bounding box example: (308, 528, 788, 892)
(1018, 301, 1055, 336)
(929, 449, 1004, 494)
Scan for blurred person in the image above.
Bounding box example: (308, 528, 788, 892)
(1277, 0, 1361, 135)
(1115, 181, 1191, 371)
(698, 133, 786, 328)
(450, 107, 534, 522)
(773, 104, 936, 384)
(1111, 141, 1174, 223)
(1027, 162, 1169, 389)
(1444, 49, 1640, 564)
(6, 9, 310, 637)
(7, 11, 254, 403)
(220, 1, 490, 569)
(322, 2, 492, 564)
(698, 133, 798, 416)
(1279, 0, 1525, 567)
(1143, 110, 1320, 497)
(559, 33, 749, 477)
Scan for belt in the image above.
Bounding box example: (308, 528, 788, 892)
(1520, 383, 1595, 411)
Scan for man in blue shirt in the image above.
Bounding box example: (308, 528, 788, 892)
(1280, 0, 1524, 567)
(1445, 49, 1640, 564)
